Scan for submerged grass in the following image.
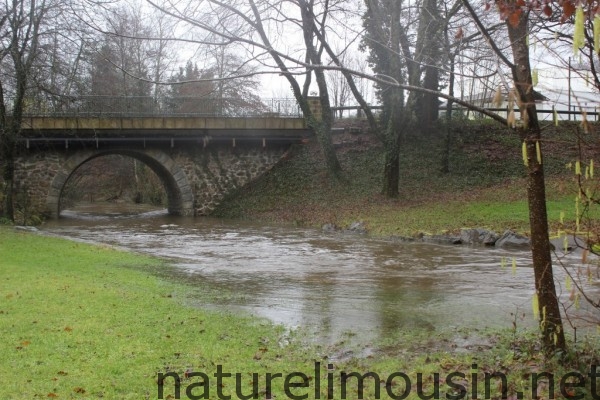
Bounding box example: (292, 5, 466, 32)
(1, 227, 599, 399)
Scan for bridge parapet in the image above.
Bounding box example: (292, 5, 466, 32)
(13, 96, 303, 118)
(18, 115, 311, 150)
(21, 116, 307, 134)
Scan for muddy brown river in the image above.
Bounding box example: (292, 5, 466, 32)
(40, 205, 596, 346)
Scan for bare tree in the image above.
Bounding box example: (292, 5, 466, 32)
(326, 44, 353, 119)
(166, 60, 216, 114)
(147, 7, 176, 105)
(88, 5, 154, 98)
(319, 0, 569, 353)
(411, 0, 445, 125)
(361, 0, 409, 197)
(203, 41, 266, 115)
(460, 0, 568, 353)
(0, 0, 51, 220)
(142, 0, 345, 177)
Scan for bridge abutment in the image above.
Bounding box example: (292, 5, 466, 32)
(11, 142, 289, 220)
(178, 146, 285, 215)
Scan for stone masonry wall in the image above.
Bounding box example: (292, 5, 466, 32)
(14, 149, 65, 220)
(13, 142, 288, 220)
(172, 144, 287, 215)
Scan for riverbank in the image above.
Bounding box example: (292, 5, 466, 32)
(1, 227, 598, 399)
(0, 227, 303, 398)
(213, 120, 595, 237)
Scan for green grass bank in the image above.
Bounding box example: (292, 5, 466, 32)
(213, 120, 599, 236)
(0, 228, 306, 399)
(1, 228, 600, 399)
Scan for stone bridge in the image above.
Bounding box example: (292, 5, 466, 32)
(13, 115, 312, 218)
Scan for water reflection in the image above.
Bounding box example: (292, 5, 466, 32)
(42, 207, 594, 345)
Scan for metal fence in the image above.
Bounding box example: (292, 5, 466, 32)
(331, 104, 600, 122)
(12, 96, 303, 118)
(460, 106, 600, 122)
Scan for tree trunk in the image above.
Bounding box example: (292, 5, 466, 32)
(0, 0, 45, 222)
(526, 150, 565, 353)
(379, 0, 404, 197)
(441, 52, 456, 174)
(1, 101, 22, 222)
(299, 0, 343, 179)
(382, 133, 400, 197)
(416, 0, 441, 126)
(313, 120, 342, 178)
(420, 66, 440, 125)
(3, 68, 27, 222)
(507, 14, 566, 354)
(1, 150, 15, 221)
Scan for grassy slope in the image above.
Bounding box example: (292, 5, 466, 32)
(214, 120, 597, 236)
(1, 228, 598, 400)
(0, 229, 294, 398)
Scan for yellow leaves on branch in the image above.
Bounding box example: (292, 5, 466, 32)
(532, 293, 539, 320)
(582, 111, 590, 133)
(521, 140, 542, 166)
(493, 86, 503, 107)
(508, 109, 516, 128)
(575, 193, 581, 232)
(497, 0, 600, 56)
(574, 6, 585, 54)
(541, 2, 598, 54)
(511, 257, 517, 276)
(522, 108, 529, 128)
(595, 15, 600, 54)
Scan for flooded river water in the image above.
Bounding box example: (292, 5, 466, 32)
(40, 205, 592, 346)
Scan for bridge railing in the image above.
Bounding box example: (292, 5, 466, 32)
(14, 96, 304, 118)
(331, 104, 600, 122)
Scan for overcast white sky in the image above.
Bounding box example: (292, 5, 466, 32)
(133, 0, 598, 112)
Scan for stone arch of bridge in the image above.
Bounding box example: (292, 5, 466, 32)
(47, 148, 194, 217)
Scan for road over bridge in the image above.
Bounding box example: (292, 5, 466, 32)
(13, 103, 313, 219)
